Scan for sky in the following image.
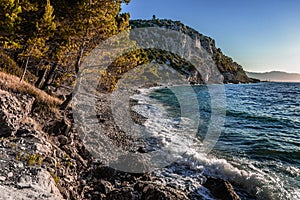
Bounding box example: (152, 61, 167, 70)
(122, 0, 300, 73)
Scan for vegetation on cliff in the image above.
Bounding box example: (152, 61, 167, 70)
(130, 19, 259, 84)
(100, 48, 204, 92)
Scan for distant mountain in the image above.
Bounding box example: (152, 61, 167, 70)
(246, 71, 300, 82)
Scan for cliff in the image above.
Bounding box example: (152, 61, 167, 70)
(130, 19, 259, 84)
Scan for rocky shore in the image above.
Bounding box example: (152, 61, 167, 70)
(0, 85, 247, 200)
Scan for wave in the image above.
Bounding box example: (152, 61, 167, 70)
(131, 86, 299, 200)
(151, 148, 298, 200)
(226, 110, 299, 128)
(176, 151, 298, 200)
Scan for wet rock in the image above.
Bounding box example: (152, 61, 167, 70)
(203, 177, 241, 200)
(139, 174, 152, 181)
(137, 147, 147, 153)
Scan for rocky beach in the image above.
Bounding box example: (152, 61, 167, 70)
(0, 76, 243, 199)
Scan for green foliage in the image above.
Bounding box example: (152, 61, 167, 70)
(16, 151, 43, 166)
(0, 50, 22, 76)
(0, 50, 35, 81)
(0, 0, 22, 48)
(100, 49, 149, 92)
(0, 0, 132, 99)
(26, 153, 43, 166)
(214, 48, 237, 72)
(19, 0, 56, 61)
(99, 48, 204, 92)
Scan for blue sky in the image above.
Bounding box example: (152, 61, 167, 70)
(122, 0, 300, 73)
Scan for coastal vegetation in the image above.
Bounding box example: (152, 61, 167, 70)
(0, 0, 131, 108)
(0, 1, 271, 199)
(1, 0, 257, 111)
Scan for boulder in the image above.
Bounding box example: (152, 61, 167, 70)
(134, 182, 189, 200)
(106, 187, 134, 200)
(46, 116, 72, 136)
(203, 177, 241, 200)
(94, 179, 114, 194)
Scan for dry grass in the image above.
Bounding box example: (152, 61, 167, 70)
(0, 71, 62, 114)
(0, 50, 36, 83)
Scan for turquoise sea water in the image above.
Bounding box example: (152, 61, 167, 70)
(135, 82, 299, 199)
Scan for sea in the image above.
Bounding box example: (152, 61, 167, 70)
(131, 82, 300, 200)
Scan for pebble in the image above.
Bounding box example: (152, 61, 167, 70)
(14, 162, 24, 169)
(7, 172, 13, 178)
(0, 176, 6, 181)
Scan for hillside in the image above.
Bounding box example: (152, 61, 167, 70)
(246, 71, 300, 82)
(130, 19, 259, 84)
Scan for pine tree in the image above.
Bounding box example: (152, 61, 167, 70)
(0, 0, 22, 49)
(19, 0, 56, 82)
(60, 0, 131, 109)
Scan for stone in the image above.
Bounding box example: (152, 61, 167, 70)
(0, 91, 22, 136)
(7, 172, 13, 178)
(57, 135, 69, 146)
(130, 19, 258, 84)
(0, 176, 6, 181)
(44, 156, 57, 167)
(106, 187, 133, 200)
(203, 177, 241, 200)
(137, 147, 147, 153)
(94, 179, 113, 194)
(134, 182, 189, 200)
(48, 117, 72, 136)
(0, 169, 63, 200)
(93, 166, 116, 179)
(0, 90, 35, 137)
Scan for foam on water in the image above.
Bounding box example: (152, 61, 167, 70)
(130, 87, 299, 200)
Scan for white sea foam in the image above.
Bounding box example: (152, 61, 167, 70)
(131, 87, 297, 200)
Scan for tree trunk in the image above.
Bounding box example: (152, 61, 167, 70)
(75, 29, 88, 74)
(60, 93, 72, 110)
(60, 71, 82, 110)
(41, 62, 58, 90)
(35, 69, 47, 88)
(20, 57, 29, 82)
(61, 30, 88, 110)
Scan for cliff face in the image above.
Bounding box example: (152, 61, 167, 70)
(130, 19, 259, 84)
